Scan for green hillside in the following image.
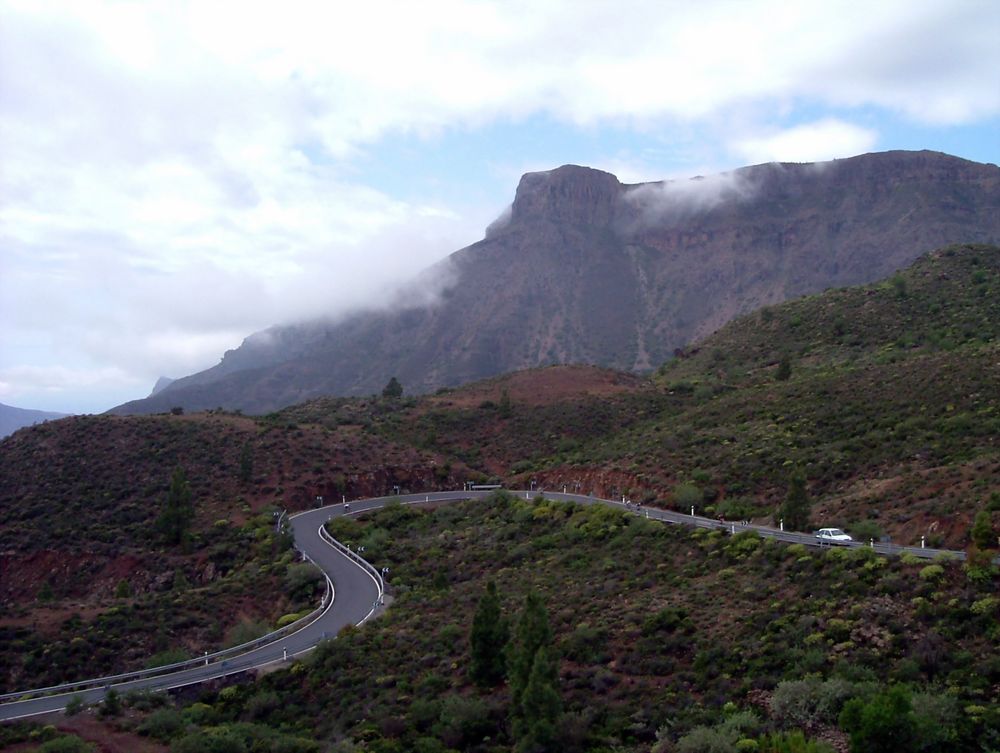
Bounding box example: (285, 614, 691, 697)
(2, 244, 999, 751)
(368, 244, 1000, 549)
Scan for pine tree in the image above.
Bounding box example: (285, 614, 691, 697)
(498, 388, 513, 418)
(156, 467, 194, 546)
(508, 591, 561, 751)
(239, 441, 254, 482)
(469, 581, 509, 687)
(970, 510, 995, 550)
(515, 647, 562, 752)
(780, 470, 811, 532)
(509, 591, 553, 708)
(382, 376, 403, 399)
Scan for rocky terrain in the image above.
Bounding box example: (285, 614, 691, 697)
(111, 150, 1000, 415)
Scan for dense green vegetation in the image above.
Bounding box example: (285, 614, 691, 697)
(338, 244, 1000, 547)
(0, 508, 318, 689)
(0, 409, 451, 691)
(35, 495, 998, 752)
(2, 243, 999, 750)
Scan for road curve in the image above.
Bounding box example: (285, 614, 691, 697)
(0, 488, 968, 720)
(0, 491, 490, 721)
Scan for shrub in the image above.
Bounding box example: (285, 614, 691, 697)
(757, 731, 833, 752)
(839, 684, 916, 753)
(674, 482, 703, 509)
(970, 510, 996, 549)
(971, 596, 999, 616)
(39, 737, 95, 753)
(98, 688, 121, 718)
(138, 707, 185, 741)
(225, 619, 269, 648)
(919, 564, 945, 582)
(145, 648, 189, 669)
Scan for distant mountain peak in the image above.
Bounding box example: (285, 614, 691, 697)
(0, 403, 71, 438)
(109, 150, 1000, 416)
(149, 376, 176, 397)
(510, 164, 622, 226)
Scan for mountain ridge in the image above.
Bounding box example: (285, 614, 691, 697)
(0, 403, 71, 439)
(111, 149, 1000, 416)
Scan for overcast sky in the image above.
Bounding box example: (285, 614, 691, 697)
(2, 0, 998, 414)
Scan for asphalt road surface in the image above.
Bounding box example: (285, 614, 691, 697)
(0, 488, 965, 720)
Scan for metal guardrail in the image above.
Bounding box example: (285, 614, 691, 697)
(526, 489, 975, 561)
(1, 487, 984, 706)
(0, 548, 333, 704)
(318, 522, 384, 615)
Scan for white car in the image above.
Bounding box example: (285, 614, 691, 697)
(814, 527, 853, 544)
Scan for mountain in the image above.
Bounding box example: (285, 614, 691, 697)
(4, 245, 998, 722)
(148, 376, 176, 396)
(111, 150, 1000, 416)
(0, 403, 70, 438)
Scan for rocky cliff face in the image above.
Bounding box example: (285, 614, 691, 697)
(111, 150, 1000, 415)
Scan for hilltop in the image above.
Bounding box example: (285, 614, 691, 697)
(111, 150, 1000, 415)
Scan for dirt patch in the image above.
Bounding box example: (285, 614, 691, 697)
(425, 365, 643, 410)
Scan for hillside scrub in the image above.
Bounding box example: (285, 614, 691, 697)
(2, 243, 1000, 743)
(0, 408, 459, 690)
(91, 495, 998, 752)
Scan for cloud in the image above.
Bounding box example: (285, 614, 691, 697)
(731, 119, 880, 165)
(623, 171, 757, 226)
(1, 0, 997, 411)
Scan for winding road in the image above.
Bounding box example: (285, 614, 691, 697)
(0, 488, 965, 721)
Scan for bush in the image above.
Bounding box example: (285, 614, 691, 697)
(839, 684, 916, 753)
(98, 688, 121, 718)
(919, 564, 945, 582)
(674, 482, 703, 509)
(757, 731, 833, 752)
(139, 707, 185, 741)
(39, 737, 95, 753)
(225, 619, 269, 648)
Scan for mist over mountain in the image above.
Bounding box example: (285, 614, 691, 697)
(111, 150, 1000, 416)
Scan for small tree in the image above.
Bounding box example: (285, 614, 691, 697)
(508, 591, 561, 751)
(509, 591, 553, 707)
(780, 470, 812, 532)
(382, 376, 403, 399)
(498, 388, 513, 418)
(238, 441, 254, 483)
(99, 688, 122, 718)
(839, 684, 917, 753)
(156, 467, 194, 547)
(970, 509, 995, 550)
(470, 581, 509, 687)
(674, 481, 703, 510)
(776, 357, 792, 381)
(515, 646, 562, 752)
